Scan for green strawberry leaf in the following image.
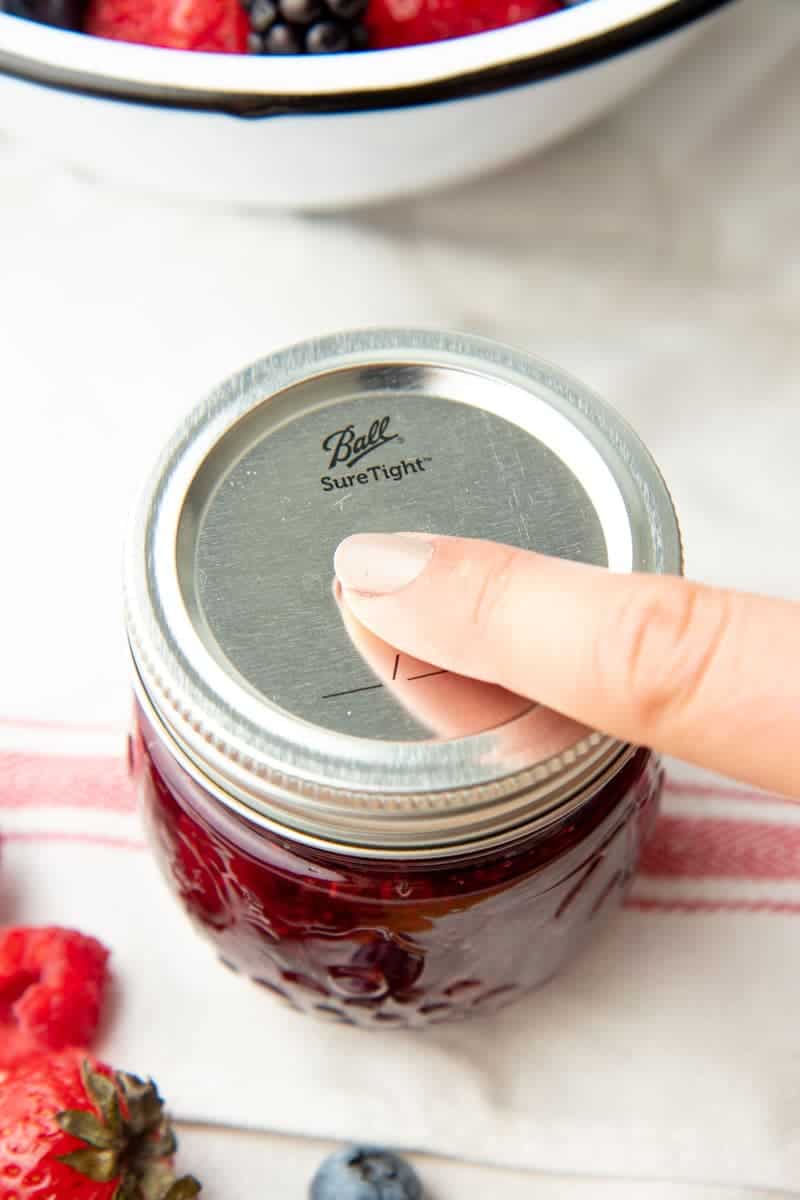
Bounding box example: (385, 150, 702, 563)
(164, 1177, 202, 1200)
(56, 1108, 120, 1150)
(81, 1061, 119, 1126)
(59, 1147, 120, 1182)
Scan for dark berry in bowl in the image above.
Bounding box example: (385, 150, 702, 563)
(242, 0, 366, 54)
(311, 1146, 423, 1200)
(1, 0, 84, 29)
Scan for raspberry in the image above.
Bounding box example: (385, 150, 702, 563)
(366, 0, 560, 48)
(0, 926, 110, 1069)
(84, 0, 248, 52)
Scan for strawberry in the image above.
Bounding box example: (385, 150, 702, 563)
(0, 1050, 200, 1200)
(366, 0, 560, 48)
(84, 0, 248, 53)
(0, 926, 110, 1069)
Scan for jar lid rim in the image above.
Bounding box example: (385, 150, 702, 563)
(125, 329, 681, 851)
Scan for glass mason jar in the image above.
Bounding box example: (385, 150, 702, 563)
(125, 329, 681, 1030)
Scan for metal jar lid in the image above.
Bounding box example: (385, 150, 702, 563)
(125, 329, 682, 858)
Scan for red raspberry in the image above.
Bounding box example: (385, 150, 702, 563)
(84, 0, 249, 52)
(0, 926, 110, 1069)
(367, 0, 560, 48)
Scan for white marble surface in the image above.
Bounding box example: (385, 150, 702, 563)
(1, 0, 799, 1195)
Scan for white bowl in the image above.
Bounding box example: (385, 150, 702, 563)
(0, 0, 733, 209)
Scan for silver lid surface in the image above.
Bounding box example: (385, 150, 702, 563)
(125, 330, 682, 855)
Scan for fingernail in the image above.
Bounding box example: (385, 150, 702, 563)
(334, 533, 434, 596)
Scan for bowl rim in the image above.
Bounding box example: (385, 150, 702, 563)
(0, 0, 733, 115)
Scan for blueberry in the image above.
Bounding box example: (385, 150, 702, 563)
(310, 1146, 422, 1200)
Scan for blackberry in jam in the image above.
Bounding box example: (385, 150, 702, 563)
(242, 0, 367, 54)
(135, 703, 663, 1029)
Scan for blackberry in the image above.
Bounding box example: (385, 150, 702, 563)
(0, 0, 84, 29)
(242, 0, 368, 54)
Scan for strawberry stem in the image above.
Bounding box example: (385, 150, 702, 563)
(55, 1061, 201, 1200)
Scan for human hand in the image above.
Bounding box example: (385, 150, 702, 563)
(334, 533, 800, 799)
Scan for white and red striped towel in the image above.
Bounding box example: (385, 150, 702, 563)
(4, 727, 799, 916)
(4, 724, 800, 1192)
(2, 1, 800, 1191)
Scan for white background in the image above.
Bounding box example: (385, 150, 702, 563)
(1, 1, 799, 1195)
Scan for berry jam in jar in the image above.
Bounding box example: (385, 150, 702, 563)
(125, 329, 681, 1030)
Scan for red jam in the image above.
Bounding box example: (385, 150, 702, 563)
(134, 703, 662, 1029)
